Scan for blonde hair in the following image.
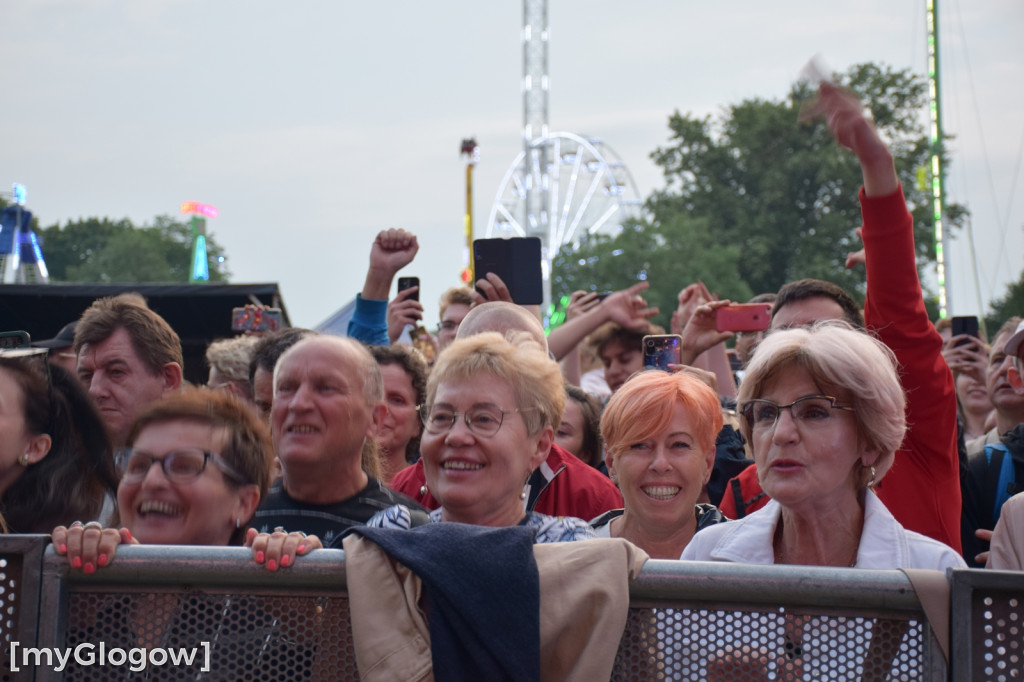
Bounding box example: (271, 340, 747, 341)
(602, 370, 723, 458)
(427, 332, 564, 434)
(206, 336, 260, 383)
(738, 321, 906, 482)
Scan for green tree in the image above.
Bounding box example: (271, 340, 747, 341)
(551, 63, 966, 322)
(37, 214, 229, 283)
(985, 267, 1024, 334)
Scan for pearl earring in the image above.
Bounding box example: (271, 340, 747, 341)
(18, 454, 29, 467)
(420, 484, 429, 496)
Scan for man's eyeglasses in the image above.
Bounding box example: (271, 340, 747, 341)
(115, 447, 247, 484)
(418, 403, 537, 438)
(740, 395, 854, 432)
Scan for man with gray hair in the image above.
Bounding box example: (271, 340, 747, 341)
(252, 335, 424, 543)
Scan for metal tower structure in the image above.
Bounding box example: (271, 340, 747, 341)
(0, 184, 50, 284)
(487, 0, 643, 312)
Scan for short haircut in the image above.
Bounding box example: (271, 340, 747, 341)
(564, 384, 605, 467)
(74, 293, 184, 374)
(126, 387, 274, 544)
(601, 370, 723, 459)
(427, 331, 565, 435)
(439, 286, 475, 319)
(371, 344, 428, 457)
(772, 279, 865, 330)
(206, 336, 260, 383)
(275, 335, 384, 478)
(737, 321, 906, 484)
(993, 317, 1022, 350)
(247, 328, 314, 388)
(587, 321, 664, 357)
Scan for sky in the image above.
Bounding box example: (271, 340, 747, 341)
(3, 0, 1022, 329)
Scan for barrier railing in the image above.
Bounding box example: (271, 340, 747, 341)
(0, 537, 1020, 680)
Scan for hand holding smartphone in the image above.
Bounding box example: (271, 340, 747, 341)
(951, 316, 980, 348)
(643, 334, 683, 371)
(715, 304, 772, 333)
(397, 277, 420, 302)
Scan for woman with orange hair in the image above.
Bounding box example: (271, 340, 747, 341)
(591, 369, 726, 558)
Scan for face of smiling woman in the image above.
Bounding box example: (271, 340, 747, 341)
(607, 401, 715, 533)
(420, 373, 551, 527)
(117, 419, 259, 546)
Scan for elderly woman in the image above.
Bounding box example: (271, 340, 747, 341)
(682, 322, 964, 569)
(53, 388, 319, 572)
(364, 332, 595, 542)
(0, 350, 118, 532)
(591, 370, 727, 558)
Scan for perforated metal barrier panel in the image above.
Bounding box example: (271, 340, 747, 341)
(952, 569, 1024, 681)
(4, 542, 1017, 681)
(0, 536, 46, 682)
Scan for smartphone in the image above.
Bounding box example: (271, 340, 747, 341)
(715, 303, 772, 333)
(231, 307, 283, 333)
(472, 237, 543, 305)
(595, 291, 614, 301)
(951, 315, 980, 347)
(397, 277, 420, 302)
(643, 334, 682, 371)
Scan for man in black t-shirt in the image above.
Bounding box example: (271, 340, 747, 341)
(251, 335, 423, 544)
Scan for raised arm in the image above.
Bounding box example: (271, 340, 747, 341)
(348, 228, 419, 346)
(546, 283, 658, 361)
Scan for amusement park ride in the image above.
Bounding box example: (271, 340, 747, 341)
(479, 0, 644, 311)
(0, 183, 49, 284)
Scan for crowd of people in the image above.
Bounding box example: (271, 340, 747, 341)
(4, 79, 1023, 676)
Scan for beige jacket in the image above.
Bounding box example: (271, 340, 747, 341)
(344, 535, 649, 682)
(988, 492, 1024, 571)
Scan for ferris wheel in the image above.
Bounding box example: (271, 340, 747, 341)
(485, 132, 644, 252)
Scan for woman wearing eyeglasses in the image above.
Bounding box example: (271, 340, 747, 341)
(682, 322, 963, 570)
(53, 388, 320, 571)
(366, 331, 595, 542)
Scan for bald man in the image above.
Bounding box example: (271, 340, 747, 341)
(390, 302, 624, 520)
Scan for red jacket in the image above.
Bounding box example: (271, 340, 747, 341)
(390, 442, 623, 521)
(722, 187, 962, 552)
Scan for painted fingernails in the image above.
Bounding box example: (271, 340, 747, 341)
(98, 554, 108, 567)
(71, 556, 82, 569)
(59, 544, 67, 554)
(255, 551, 265, 563)
(280, 554, 291, 567)
(267, 559, 278, 572)
(297, 545, 306, 554)
(83, 563, 95, 575)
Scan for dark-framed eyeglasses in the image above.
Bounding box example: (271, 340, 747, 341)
(418, 403, 537, 438)
(115, 447, 247, 484)
(740, 394, 854, 432)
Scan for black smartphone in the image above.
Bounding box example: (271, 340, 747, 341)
(472, 237, 543, 305)
(951, 316, 980, 347)
(643, 334, 682, 371)
(397, 277, 420, 302)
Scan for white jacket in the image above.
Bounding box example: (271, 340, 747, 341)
(681, 492, 965, 570)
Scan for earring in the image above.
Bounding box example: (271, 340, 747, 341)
(866, 465, 877, 489)
(520, 490, 527, 500)
(235, 518, 241, 529)
(419, 484, 429, 496)
(18, 453, 29, 467)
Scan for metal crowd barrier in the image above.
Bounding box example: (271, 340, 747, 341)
(0, 536, 1021, 680)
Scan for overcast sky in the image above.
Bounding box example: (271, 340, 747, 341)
(3, 0, 1021, 329)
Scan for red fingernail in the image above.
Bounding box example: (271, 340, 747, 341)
(83, 563, 95, 574)
(98, 554, 108, 567)
(59, 544, 67, 554)
(267, 559, 278, 572)
(281, 554, 291, 567)
(255, 551, 264, 563)
(297, 544, 306, 554)
(72, 556, 82, 568)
